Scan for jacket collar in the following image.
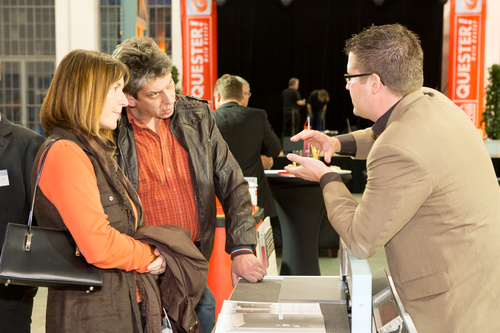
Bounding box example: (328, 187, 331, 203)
(0, 113, 13, 159)
(372, 100, 400, 136)
(0, 112, 13, 137)
(372, 88, 428, 136)
(217, 101, 241, 110)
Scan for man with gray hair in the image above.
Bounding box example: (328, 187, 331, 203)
(112, 38, 265, 333)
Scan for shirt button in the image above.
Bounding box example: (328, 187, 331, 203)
(108, 196, 114, 202)
(167, 168, 171, 172)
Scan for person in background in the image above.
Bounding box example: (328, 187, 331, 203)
(213, 74, 282, 248)
(235, 75, 274, 170)
(0, 59, 45, 333)
(285, 23, 500, 332)
(281, 77, 305, 138)
(112, 37, 265, 333)
(32, 49, 166, 332)
(235, 75, 251, 108)
(307, 89, 330, 131)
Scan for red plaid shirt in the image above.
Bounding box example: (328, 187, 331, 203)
(127, 109, 200, 242)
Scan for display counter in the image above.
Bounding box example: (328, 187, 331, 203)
(209, 207, 265, 315)
(215, 243, 417, 333)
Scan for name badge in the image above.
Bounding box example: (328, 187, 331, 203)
(0, 169, 10, 187)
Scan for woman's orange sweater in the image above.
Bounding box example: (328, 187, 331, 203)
(38, 140, 151, 273)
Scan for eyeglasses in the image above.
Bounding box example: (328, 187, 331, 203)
(344, 73, 385, 86)
(244, 92, 252, 97)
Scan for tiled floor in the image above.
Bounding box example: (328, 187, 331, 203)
(31, 193, 389, 332)
(31, 288, 47, 333)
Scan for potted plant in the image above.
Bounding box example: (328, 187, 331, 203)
(482, 64, 500, 155)
(171, 65, 182, 94)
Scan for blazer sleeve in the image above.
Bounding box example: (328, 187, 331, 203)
(322, 142, 432, 258)
(23, 133, 45, 204)
(351, 127, 377, 159)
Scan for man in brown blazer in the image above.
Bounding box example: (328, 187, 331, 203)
(285, 24, 500, 332)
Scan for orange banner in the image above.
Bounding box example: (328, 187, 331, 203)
(447, 0, 487, 127)
(181, 0, 218, 110)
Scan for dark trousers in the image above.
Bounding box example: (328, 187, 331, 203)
(313, 111, 325, 131)
(195, 284, 216, 333)
(281, 109, 300, 138)
(0, 285, 37, 333)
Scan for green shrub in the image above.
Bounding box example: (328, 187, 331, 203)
(482, 64, 500, 139)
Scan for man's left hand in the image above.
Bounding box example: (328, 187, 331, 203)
(231, 254, 265, 287)
(285, 153, 333, 182)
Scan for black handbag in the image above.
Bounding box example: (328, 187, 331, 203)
(0, 138, 103, 292)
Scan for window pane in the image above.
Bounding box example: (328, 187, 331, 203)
(100, 3, 121, 55)
(0, 1, 55, 130)
(148, 2, 172, 56)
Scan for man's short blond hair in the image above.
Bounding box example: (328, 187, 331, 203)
(214, 74, 243, 101)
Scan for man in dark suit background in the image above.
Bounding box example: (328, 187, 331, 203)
(235, 75, 274, 171)
(0, 59, 45, 332)
(213, 74, 282, 246)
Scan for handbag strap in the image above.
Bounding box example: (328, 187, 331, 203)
(27, 138, 64, 238)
